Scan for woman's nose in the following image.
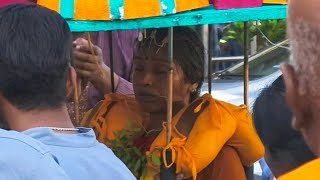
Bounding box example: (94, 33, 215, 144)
(142, 73, 153, 87)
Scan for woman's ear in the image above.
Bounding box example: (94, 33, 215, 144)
(189, 83, 199, 93)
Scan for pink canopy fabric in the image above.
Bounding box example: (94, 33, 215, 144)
(0, 0, 36, 8)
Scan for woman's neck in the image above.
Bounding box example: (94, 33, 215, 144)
(148, 103, 185, 130)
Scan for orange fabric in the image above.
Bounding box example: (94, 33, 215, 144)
(175, 0, 209, 13)
(37, 0, 59, 13)
(81, 93, 264, 180)
(123, 0, 161, 19)
(74, 0, 110, 20)
(278, 159, 320, 180)
(263, 0, 287, 4)
(224, 103, 265, 166)
(81, 94, 148, 142)
(147, 94, 264, 179)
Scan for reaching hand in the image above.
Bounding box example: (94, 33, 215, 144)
(73, 38, 119, 95)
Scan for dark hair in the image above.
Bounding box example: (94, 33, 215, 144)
(253, 76, 315, 167)
(138, 27, 205, 101)
(0, 4, 72, 110)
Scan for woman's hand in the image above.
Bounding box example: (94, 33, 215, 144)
(73, 38, 119, 95)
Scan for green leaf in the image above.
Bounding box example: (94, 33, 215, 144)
(133, 159, 141, 173)
(151, 154, 161, 166)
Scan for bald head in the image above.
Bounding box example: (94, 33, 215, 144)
(283, 0, 320, 157)
(289, 0, 320, 24)
(288, 0, 320, 97)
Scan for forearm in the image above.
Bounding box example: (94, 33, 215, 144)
(91, 65, 120, 96)
(87, 75, 134, 109)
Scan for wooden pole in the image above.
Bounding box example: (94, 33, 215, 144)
(108, 31, 115, 93)
(243, 22, 249, 106)
(166, 27, 174, 145)
(86, 32, 105, 76)
(243, 21, 254, 180)
(73, 78, 80, 124)
(160, 27, 176, 180)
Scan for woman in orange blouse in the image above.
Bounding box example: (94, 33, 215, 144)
(81, 27, 264, 180)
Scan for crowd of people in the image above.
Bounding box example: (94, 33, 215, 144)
(0, 0, 318, 180)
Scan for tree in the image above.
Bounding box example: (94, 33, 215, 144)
(222, 20, 287, 51)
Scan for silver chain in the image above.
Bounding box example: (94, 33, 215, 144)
(40, 127, 79, 132)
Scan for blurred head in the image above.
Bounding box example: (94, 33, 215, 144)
(282, 0, 320, 156)
(133, 27, 204, 113)
(0, 4, 75, 120)
(253, 76, 316, 177)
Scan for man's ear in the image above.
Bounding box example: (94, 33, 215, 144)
(281, 63, 305, 130)
(66, 66, 77, 99)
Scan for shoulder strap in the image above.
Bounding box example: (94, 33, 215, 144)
(175, 98, 210, 137)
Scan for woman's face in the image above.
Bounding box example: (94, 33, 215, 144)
(133, 46, 195, 113)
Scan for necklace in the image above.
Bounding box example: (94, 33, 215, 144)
(40, 127, 79, 132)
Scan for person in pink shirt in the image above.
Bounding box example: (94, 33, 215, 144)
(69, 31, 139, 123)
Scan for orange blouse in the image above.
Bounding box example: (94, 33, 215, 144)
(81, 93, 264, 180)
(278, 159, 320, 180)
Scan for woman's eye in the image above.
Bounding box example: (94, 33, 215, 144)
(134, 64, 144, 71)
(154, 67, 169, 74)
(134, 67, 144, 72)
(155, 70, 167, 74)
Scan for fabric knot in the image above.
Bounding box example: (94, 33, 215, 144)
(162, 137, 197, 180)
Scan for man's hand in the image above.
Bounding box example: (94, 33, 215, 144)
(73, 38, 119, 95)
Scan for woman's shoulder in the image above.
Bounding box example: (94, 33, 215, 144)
(200, 93, 250, 116)
(81, 93, 148, 140)
(81, 93, 139, 127)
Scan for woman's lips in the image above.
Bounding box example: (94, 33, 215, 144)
(136, 94, 159, 101)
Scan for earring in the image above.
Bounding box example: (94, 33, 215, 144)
(192, 89, 196, 93)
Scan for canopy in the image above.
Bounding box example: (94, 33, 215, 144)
(37, 0, 287, 32)
(38, 0, 209, 20)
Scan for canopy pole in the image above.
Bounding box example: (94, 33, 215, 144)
(208, 25, 213, 94)
(166, 27, 174, 145)
(243, 21, 254, 180)
(73, 78, 80, 124)
(108, 31, 115, 93)
(243, 22, 249, 106)
(160, 27, 176, 180)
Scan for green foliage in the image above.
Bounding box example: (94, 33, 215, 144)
(257, 20, 287, 46)
(105, 128, 147, 179)
(223, 22, 257, 47)
(223, 20, 287, 50)
(151, 154, 161, 166)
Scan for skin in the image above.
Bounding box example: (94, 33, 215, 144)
(132, 45, 198, 130)
(73, 36, 120, 95)
(282, 0, 320, 157)
(0, 67, 77, 133)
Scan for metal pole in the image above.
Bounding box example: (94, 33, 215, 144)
(208, 25, 213, 94)
(109, 31, 115, 93)
(243, 22, 249, 106)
